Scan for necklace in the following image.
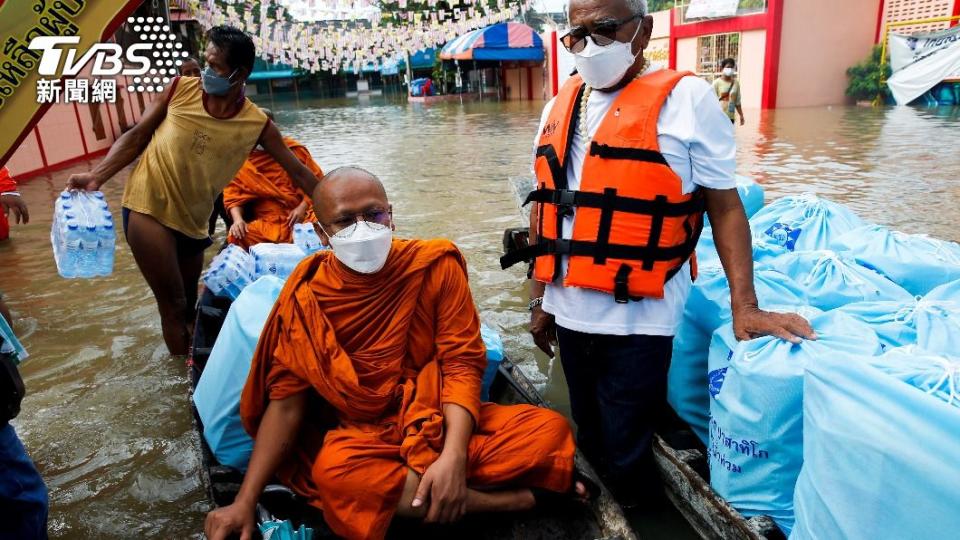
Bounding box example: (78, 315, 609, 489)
(579, 57, 650, 143)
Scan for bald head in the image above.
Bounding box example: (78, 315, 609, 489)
(313, 167, 392, 239)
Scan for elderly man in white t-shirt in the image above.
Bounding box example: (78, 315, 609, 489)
(501, 0, 814, 504)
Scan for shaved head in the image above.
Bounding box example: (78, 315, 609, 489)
(313, 167, 392, 243)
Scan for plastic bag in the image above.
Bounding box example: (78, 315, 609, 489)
(708, 309, 881, 535)
(194, 276, 286, 470)
(831, 224, 960, 296)
(480, 324, 504, 401)
(770, 250, 912, 310)
(749, 193, 867, 253)
(668, 266, 807, 444)
(695, 228, 786, 270)
(791, 346, 960, 540)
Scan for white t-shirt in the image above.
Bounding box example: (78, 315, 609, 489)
(532, 65, 737, 336)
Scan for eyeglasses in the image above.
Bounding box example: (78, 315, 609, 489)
(315, 208, 391, 236)
(560, 13, 643, 53)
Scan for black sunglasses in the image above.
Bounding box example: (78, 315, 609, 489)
(560, 13, 643, 54)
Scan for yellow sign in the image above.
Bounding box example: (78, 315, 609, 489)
(0, 0, 142, 167)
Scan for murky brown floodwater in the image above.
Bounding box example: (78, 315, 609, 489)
(1, 95, 958, 538)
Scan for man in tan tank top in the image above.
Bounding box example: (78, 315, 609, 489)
(67, 26, 321, 356)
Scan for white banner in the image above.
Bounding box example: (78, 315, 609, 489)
(887, 35, 960, 105)
(685, 0, 739, 20)
(889, 25, 960, 73)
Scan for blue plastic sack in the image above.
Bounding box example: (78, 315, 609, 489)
(668, 265, 807, 444)
(791, 347, 960, 540)
(480, 324, 504, 402)
(925, 278, 960, 302)
(708, 309, 881, 535)
(913, 302, 960, 356)
(749, 194, 867, 253)
(770, 250, 912, 310)
(831, 225, 960, 296)
(195, 276, 285, 471)
(695, 228, 787, 270)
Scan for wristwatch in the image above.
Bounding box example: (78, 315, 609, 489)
(528, 297, 544, 311)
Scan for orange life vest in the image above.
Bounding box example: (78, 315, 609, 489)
(501, 70, 705, 302)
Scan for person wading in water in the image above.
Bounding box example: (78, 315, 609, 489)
(67, 26, 320, 356)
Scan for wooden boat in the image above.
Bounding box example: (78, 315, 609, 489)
(501, 226, 785, 540)
(187, 287, 637, 539)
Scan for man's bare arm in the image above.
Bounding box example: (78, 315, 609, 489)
(259, 121, 320, 195)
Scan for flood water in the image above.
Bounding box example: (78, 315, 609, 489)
(2, 96, 958, 538)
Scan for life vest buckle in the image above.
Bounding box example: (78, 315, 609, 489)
(553, 189, 577, 217)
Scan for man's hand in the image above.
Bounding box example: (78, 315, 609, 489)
(286, 202, 308, 228)
(412, 451, 468, 523)
(1, 194, 29, 224)
(229, 219, 249, 240)
(733, 306, 816, 344)
(739, 114, 746, 126)
(204, 500, 256, 540)
(66, 172, 103, 192)
(529, 305, 556, 358)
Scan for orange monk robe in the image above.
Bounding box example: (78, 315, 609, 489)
(223, 137, 321, 249)
(240, 239, 576, 540)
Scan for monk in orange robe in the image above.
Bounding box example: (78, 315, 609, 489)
(204, 167, 582, 540)
(223, 110, 322, 249)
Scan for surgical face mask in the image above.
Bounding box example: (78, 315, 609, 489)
(320, 220, 393, 274)
(572, 20, 642, 89)
(723, 67, 735, 77)
(201, 66, 238, 96)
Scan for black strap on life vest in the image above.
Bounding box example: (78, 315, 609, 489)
(530, 83, 586, 282)
(589, 141, 670, 166)
(522, 188, 704, 219)
(499, 233, 700, 271)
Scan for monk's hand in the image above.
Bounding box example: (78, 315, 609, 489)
(529, 304, 557, 358)
(0, 194, 29, 225)
(204, 500, 256, 540)
(286, 202, 308, 228)
(732, 305, 816, 344)
(66, 172, 103, 192)
(414, 452, 468, 524)
(229, 219, 248, 240)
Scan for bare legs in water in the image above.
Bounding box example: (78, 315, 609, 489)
(125, 210, 205, 356)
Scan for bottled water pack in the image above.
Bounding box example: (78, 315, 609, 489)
(250, 243, 307, 280)
(293, 223, 325, 254)
(51, 190, 115, 278)
(203, 245, 256, 300)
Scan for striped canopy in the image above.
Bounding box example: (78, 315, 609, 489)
(439, 22, 544, 62)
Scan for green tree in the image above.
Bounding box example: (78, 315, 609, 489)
(647, 0, 673, 12)
(846, 45, 892, 102)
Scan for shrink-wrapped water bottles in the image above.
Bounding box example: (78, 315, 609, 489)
(293, 223, 325, 254)
(203, 245, 256, 300)
(51, 191, 115, 278)
(250, 243, 307, 280)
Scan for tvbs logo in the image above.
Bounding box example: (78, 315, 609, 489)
(29, 16, 186, 103)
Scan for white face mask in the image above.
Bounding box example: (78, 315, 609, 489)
(722, 67, 735, 77)
(573, 21, 643, 89)
(321, 220, 393, 274)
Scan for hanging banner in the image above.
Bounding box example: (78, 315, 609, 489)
(887, 34, 960, 105)
(685, 0, 739, 20)
(0, 0, 145, 169)
(889, 26, 960, 73)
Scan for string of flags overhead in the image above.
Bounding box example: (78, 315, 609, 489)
(173, 0, 536, 74)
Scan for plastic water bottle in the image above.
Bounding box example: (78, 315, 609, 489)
(62, 219, 81, 278)
(203, 245, 256, 299)
(250, 243, 307, 280)
(294, 223, 324, 254)
(97, 214, 116, 277)
(77, 225, 98, 278)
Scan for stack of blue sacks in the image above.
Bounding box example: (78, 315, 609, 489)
(51, 190, 116, 278)
(668, 179, 960, 538)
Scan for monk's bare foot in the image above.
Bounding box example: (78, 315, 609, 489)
(574, 480, 589, 501)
